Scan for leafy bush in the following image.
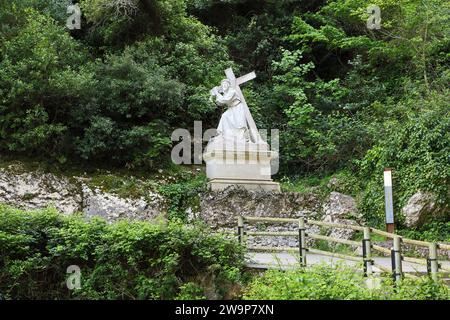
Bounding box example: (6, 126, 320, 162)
(0, 204, 244, 299)
(358, 96, 450, 227)
(398, 219, 450, 242)
(0, 0, 230, 168)
(0, 0, 448, 243)
(158, 171, 207, 221)
(243, 263, 449, 300)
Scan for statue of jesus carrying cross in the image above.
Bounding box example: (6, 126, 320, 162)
(209, 68, 267, 147)
(204, 67, 280, 192)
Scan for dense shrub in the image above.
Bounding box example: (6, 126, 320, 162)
(0, 205, 244, 299)
(243, 263, 449, 300)
(358, 96, 450, 227)
(0, 0, 448, 239)
(0, 0, 230, 168)
(158, 173, 207, 221)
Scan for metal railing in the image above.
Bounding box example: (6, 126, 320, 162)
(237, 216, 450, 283)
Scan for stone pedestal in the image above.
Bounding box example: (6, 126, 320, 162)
(203, 145, 280, 192)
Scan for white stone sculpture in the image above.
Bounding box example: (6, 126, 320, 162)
(211, 79, 248, 141)
(203, 68, 280, 192)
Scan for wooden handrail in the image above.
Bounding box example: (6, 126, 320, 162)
(247, 245, 298, 252)
(246, 231, 298, 237)
(401, 238, 431, 247)
(307, 248, 362, 262)
(307, 233, 361, 247)
(404, 273, 420, 280)
(438, 243, 450, 251)
(371, 244, 391, 255)
(242, 215, 450, 252)
(371, 228, 430, 247)
(438, 264, 450, 272)
(372, 262, 391, 273)
(402, 256, 427, 266)
(370, 228, 395, 238)
(239, 215, 449, 281)
(306, 219, 365, 231)
(243, 216, 298, 223)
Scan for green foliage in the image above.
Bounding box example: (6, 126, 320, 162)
(358, 95, 450, 227)
(0, 7, 87, 157)
(243, 263, 449, 300)
(0, 0, 230, 168)
(0, 0, 448, 237)
(0, 204, 244, 299)
(175, 282, 206, 300)
(158, 171, 207, 221)
(398, 219, 450, 242)
(280, 170, 361, 198)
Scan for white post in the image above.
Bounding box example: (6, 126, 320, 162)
(384, 168, 395, 233)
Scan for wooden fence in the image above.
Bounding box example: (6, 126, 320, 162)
(237, 216, 450, 283)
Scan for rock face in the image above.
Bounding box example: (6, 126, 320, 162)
(198, 187, 322, 228)
(0, 165, 362, 248)
(82, 185, 165, 222)
(0, 166, 166, 222)
(322, 192, 360, 240)
(197, 188, 359, 247)
(402, 191, 441, 228)
(0, 167, 81, 214)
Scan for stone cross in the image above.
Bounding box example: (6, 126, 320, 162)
(224, 67, 263, 144)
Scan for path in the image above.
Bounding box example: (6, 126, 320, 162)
(246, 252, 450, 274)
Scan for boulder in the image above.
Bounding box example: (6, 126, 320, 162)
(402, 191, 442, 228)
(199, 187, 322, 229)
(199, 187, 322, 247)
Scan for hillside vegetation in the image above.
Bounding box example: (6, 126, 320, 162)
(1, 205, 448, 300)
(0, 1, 449, 231)
(0, 204, 244, 299)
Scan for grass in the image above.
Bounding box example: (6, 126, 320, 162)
(313, 239, 356, 255)
(279, 169, 362, 197)
(353, 231, 386, 242)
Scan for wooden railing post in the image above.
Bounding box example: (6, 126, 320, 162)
(391, 235, 403, 283)
(237, 216, 244, 246)
(362, 227, 373, 277)
(298, 217, 307, 267)
(428, 243, 438, 282)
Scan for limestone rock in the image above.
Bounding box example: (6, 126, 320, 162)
(326, 177, 341, 190)
(0, 167, 81, 214)
(199, 187, 322, 247)
(322, 192, 359, 240)
(402, 191, 441, 228)
(0, 165, 166, 222)
(323, 192, 358, 219)
(199, 187, 322, 229)
(1, 164, 364, 248)
(82, 185, 166, 222)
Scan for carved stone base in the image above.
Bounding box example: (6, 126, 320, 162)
(207, 178, 280, 192)
(203, 148, 280, 192)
